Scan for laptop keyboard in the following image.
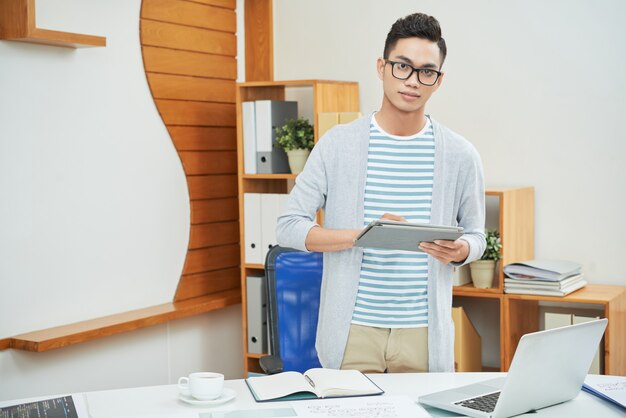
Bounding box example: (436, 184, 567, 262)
(455, 391, 500, 413)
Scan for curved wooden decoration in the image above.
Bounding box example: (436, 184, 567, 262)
(0, 0, 242, 352)
(140, 0, 240, 301)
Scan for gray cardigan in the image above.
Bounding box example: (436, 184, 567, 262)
(276, 115, 486, 372)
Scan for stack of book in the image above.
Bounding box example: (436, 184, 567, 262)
(503, 260, 586, 297)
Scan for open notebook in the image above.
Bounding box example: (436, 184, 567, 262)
(245, 368, 384, 402)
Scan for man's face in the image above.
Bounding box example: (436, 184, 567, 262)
(377, 37, 444, 114)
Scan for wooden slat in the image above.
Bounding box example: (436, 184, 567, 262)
(188, 175, 237, 200)
(168, 126, 236, 151)
(143, 46, 236, 79)
(175, 267, 240, 301)
(141, 19, 236, 55)
(182, 243, 240, 275)
(605, 287, 626, 375)
(0, 0, 32, 38)
(147, 73, 235, 103)
(156, 99, 235, 126)
(188, 0, 235, 8)
(502, 298, 539, 371)
(190, 198, 238, 224)
(244, 0, 273, 81)
(189, 221, 238, 249)
(6, 291, 241, 352)
(0, 338, 10, 350)
(180, 151, 236, 175)
(142, 0, 235, 33)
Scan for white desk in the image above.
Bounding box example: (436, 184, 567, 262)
(3, 373, 624, 417)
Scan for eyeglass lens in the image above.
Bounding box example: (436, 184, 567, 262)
(391, 62, 439, 86)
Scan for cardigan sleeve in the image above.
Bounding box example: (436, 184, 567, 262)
(453, 145, 487, 265)
(276, 134, 330, 252)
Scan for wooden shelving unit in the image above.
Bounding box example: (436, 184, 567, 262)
(450, 187, 626, 375)
(236, 79, 359, 375)
(0, 0, 106, 48)
(504, 285, 626, 375)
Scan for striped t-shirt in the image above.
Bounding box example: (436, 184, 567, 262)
(351, 115, 435, 328)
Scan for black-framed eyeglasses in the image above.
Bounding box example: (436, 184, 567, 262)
(385, 60, 442, 86)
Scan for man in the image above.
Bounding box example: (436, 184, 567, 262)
(276, 12, 485, 373)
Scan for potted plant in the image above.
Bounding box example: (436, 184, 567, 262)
(274, 117, 314, 174)
(469, 229, 502, 288)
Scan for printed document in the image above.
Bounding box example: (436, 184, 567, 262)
(290, 395, 430, 418)
(583, 375, 626, 410)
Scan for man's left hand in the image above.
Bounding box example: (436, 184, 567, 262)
(419, 239, 469, 264)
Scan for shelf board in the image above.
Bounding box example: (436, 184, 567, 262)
(242, 174, 297, 180)
(246, 352, 266, 359)
(238, 80, 358, 88)
(245, 264, 265, 270)
(0, 0, 106, 48)
(13, 28, 106, 48)
(2, 290, 241, 352)
(453, 284, 504, 298)
(504, 284, 624, 304)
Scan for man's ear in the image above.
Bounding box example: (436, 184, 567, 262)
(434, 71, 445, 90)
(376, 58, 386, 81)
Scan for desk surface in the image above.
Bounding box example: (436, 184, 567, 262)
(2, 373, 624, 417)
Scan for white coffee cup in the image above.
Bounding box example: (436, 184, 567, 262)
(178, 372, 224, 400)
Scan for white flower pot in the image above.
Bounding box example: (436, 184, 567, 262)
(286, 149, 310, 174)
(469, 260, 496, 288)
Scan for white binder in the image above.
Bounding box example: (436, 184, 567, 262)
(255, 100, 297, 174)
(244, 193, 263, 264)
(260, 194, 279, 261)
(246, 275, 267, 354)
(242, 101, 257, 174)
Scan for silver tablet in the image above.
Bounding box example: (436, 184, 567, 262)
(354, 220, 464, 252)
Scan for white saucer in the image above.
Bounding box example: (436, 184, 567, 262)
(178, 388, 236, 406)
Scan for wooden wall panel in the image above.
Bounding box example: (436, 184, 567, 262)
(190, 198, 238, 224)
(168, 126, 236, 151)
(190, 0, 235, 8)
(156, 100, 235, 126)
(140, 0, 240, 301)
(183, 244, 240, 275)
(188, 175, 237, 200)
(143, 47, 236, 79)
(142, 20, 236, 55)
(245, 0, 273, 81)
(148, 74, 235, 102)
(179, 151, 237, 175)
(142, 0, 236, 33)
(189, 221, 238, 249)
(175, 267, 240, 302)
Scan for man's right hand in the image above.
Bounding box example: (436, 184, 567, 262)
(380, 213, 407, 222)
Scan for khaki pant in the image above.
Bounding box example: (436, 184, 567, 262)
(340, 324, 428, 373)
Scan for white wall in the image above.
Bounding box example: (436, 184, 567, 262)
(274, 0, 626, 285)
(0, 0, 243, 400)
(0, 306, 243, 401)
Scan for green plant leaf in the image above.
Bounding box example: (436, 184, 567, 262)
(274, 117, 314, 151)
(481, 229, 502, 261)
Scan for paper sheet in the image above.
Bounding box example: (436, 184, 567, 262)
(0, 394, 89, 418)
(290, 395, 430, 418)
(583, 375, 626, 410)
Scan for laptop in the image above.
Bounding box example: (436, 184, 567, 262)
(419, 318, 607, 418)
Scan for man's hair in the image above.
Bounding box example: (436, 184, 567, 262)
(383, 13, 447, 67)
